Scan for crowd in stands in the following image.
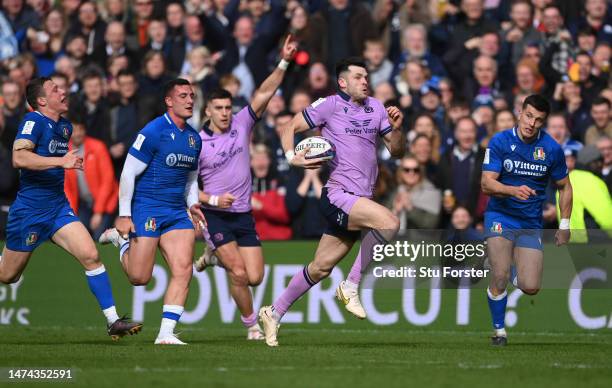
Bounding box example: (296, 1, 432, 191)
(0, 0, 611, 241)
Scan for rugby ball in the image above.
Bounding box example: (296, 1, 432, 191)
(295, 136, 336, 160)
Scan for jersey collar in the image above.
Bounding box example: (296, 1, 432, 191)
(201, 120, 214, 137)
(34, 110, 59, 125)
(164, 112, 186, 132)
(513, 126, 541, 143)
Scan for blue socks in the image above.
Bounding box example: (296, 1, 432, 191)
(85, 265, 119, 324)
(487, 287, 508, 330)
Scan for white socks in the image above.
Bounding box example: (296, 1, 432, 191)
(103, 306, 120, 325)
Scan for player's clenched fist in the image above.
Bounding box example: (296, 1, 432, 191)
(218, 192, 236, 209)
(512, 185, 536, 200)
(61, 149, 83, 170)
(555, 228, 571, 246)
(116, 216, 135, 239)
(386, 106, 403, 130)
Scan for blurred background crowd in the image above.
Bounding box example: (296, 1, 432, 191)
(0, 0, 611, 242)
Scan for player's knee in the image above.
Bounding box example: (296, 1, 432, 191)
(79, 248, 100, 268)
(128, 274, 151, 286)
(0, 271, 21, 284)
(521, 287, 540, 295)
(248, 271, 264, 286)
(228, 266, 249, 287)
(171, 261, 193, 281)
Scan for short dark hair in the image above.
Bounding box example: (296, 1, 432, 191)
(335, 57, 367, 80)
(67, 111, 86, 127)
(81, 69, 103, 83)
(26, 76, 52, 109)
(163, 78, 191, 99)
(522, 94, 550, 117)
(275, 109, 294, 120)
(204, 88, 232, 105)
(117, 69, 136, 80)
(592, 96, 611, 109)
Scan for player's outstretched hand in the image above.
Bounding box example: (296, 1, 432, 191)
(116, 216, 135, 240)
(291, 146, 331, 170)
(189, 204, 206, 233)
(218, 192, 236, 209)
(512, 185, 536, 200)
(62, 149, 83, 170)
(281, 34, 298, 62)
(386, 106, 403, 130)
(555, 229, 571, 246)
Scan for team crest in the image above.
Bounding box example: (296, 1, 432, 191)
(230, 129, 238, 138)
(490, 222, 503, 234)
(533, 147, 546, 161)
(145, 217, 157, 232)
(25, 232, 38, 246)
(214, 232, 224, 242)
(188, 135, 196, 148)
(343, 107, 348, 114)
(62, 126, 70, 139)
(364, 106, 374, 113)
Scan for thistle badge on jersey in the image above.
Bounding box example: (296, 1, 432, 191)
(490, 222, 502, 234)
(533, 147, 546, 161)
(145, 217, 157, 232)
(189, 135, 196, 148)
(25, 232, 38, 246)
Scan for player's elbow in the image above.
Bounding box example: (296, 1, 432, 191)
(12, 153, 25, 169)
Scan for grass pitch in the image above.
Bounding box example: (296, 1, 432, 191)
(1, 326, 611, 388)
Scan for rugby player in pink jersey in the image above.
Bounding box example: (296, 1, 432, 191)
(259, 57, 405, 346)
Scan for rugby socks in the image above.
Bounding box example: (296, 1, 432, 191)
(487, 287, 508, 333)
(241, 312, 258, 328)
(347, 230, 388, 285)
(85, 265, 119, 324)
(159, 304, 184, 337)
(119, 240, 129, 263)
(271, 265, 318, 321)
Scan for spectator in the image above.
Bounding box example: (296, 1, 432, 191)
(91, 21, 136, 72)
(141, 18, 170, 57)
(0, 0, 39, 45)
(409, 133, 437, 184)
(289, 89, 311, 114)
(513, 58, 544, 96)
(250, 144, 292, 240)
(546, 112, 583, 153)
(575, 51, 607, 109)
(219, 73, 248, 112)
(464, 55, 501, 106)
(410, 112, 441, 163)
(480, 108, 515, 148)
(0, 79, 26, 148)
(539, 5, 574, 92)
(285, 166, 327, 239)
(130, 0, 154, 48)
(585, 96, 612, 145)
(597, 136, 612, 188)
(592, 41, 611, 80)
(184, 45, 218, 95)
(388, 155, 441, 230)
(70, 70, 112, 146)
(394, 24, 446, 81)
(0, 140, 18, 238)
(569, 0, 612, 45)
(105, 53, 130, 93)
(0, 10, 18, 61)
(54, 56, 79, 93)
(395, 58, 427, 114)
(304, 61, 334, 100)
(64, 33, 90, 68)
(437, 116, 485, 219)
(373, 81, 396, 105)
(444, 205, 483, 246)
(137, 50, 171, 121)
(64, 115, 118, 240)
(502, 0, 542, 68)
(109, 70, 140, 176)
(244, 0, 287, 38)
(364, 39, 393, 90)
(551, 79, 591, 140)
(307, 0, 377, 72)
(67, 1, 106, 55)
(165, 1, 185, 42)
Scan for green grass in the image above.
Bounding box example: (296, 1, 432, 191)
(1, 241, 611, 387)
(1, 325, 611, 388)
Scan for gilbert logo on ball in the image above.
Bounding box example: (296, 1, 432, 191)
(295, 136, 336, 160)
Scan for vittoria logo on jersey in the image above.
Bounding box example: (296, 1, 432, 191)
(25, 232, 38, 246)
(503, 158, 548, 176)
(166, 153, 196, 167)
(188, 135, 196, 148)
(490, 222, 503, 234)
(533, 147, 546, 161)
(48, 139, 68, 154)
(145, 217, 157, 232)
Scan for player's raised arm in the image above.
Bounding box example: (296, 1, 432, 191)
(381, 106, 405, 158)
(250, 35, 297, 118)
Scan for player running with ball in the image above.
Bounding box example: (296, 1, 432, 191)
(481, 94, 572, 346)
(0, 77, 141, 340)
(194, 35, 297, 340)
(259, 57, 405, 347)
(100, 79, 204, 345)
